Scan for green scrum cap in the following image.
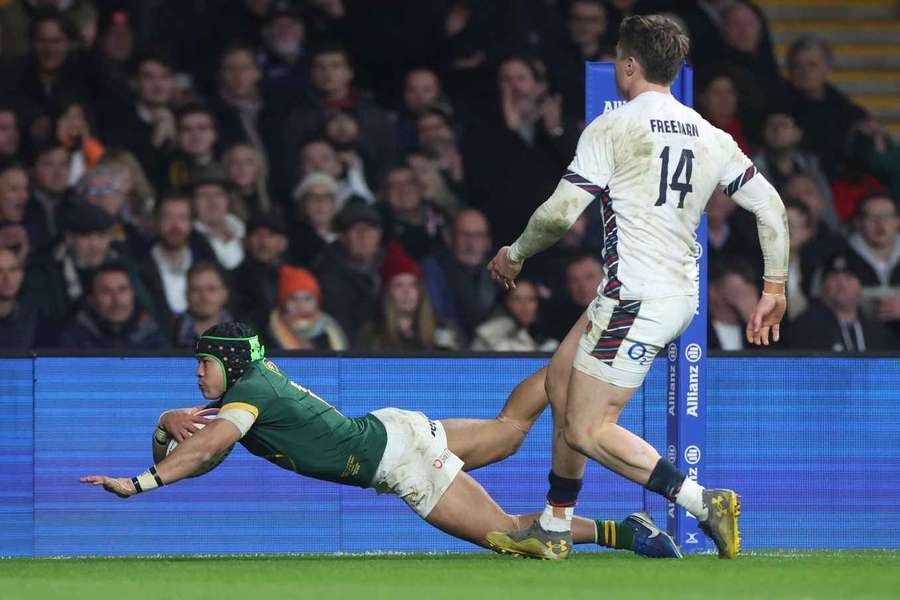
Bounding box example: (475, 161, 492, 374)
(194, 332, 265, 391)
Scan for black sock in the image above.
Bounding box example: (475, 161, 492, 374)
(547, 470, 583, 507)
(645, 458, 686, 501)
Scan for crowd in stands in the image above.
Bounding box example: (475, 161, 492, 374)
(0, 0, 898, 353)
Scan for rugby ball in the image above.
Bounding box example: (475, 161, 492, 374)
(165, 408, 233, 477)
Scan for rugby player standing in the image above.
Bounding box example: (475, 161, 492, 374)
(486, 15, 789, 559)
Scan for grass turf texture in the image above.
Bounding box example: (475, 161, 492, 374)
(1, 551, 897, 600)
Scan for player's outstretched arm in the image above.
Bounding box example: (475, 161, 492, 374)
(81, 419, 242, 498)
(487, 178, 593, 288)
(729, 174, 790, 346)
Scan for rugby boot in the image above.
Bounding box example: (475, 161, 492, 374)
(698, 488, 741, 559)
(486, 521, 572, 560)
(624, 512, 684, 558)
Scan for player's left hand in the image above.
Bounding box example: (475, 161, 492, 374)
(487, 246, 522, 289)
(746, 292, 787, 346)
(80, 475, 137, 498)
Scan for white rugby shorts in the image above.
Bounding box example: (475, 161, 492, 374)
(574, 294, 698, 388)
(369, 408, 463, 518)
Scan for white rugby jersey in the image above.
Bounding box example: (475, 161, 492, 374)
(565, 91, 766, 300)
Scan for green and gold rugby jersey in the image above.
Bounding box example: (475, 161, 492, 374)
(209, 359, 387, 487)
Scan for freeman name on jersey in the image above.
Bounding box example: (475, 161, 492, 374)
(650, 119, 699, 137)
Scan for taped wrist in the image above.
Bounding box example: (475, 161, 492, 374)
(153, 425, 170, 446)
(131, 465, 164, 493)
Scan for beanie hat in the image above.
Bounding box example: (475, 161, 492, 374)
(381, 240, 421, 285)
(278, 265, 321, 305)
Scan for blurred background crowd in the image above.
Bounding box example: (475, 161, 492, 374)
(0, 0, 898, 353)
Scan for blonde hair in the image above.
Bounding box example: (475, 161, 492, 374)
(97, 149, 156, 221)
(222, 142, 272, 215)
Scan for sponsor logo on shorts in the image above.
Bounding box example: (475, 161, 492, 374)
(684, 445, 701, 465)
(686, 532, 699, 544)
(627, 342, 647, 361)
(685, 343, 702, 363)
(667, 343, 677, 362)
(432, 459, 443, 470)
(429, 420, 437, 437)
(694, 241, 703, 259)
(667, 444, 676, 464)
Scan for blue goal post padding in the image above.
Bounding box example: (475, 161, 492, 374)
(584, 62, 708, 552)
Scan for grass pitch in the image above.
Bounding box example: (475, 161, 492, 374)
(1, 551, 897, 600)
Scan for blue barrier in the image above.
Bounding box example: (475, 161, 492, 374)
(1, 356, 898, 556)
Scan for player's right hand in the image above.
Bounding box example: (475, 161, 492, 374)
(159, 407, 211, 442)
(487, 246, 522, 290)
(746, 292, 787, 346)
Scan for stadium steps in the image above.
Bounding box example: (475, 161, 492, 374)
(760, 0, 900, 137)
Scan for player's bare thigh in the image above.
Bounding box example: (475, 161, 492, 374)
(425, 471, 519, 547)
(546, 310, 590, 409)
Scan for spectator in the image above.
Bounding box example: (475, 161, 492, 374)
(167, 104, 219, 189)
(53, 97, 104, 184)
(471, 279, 558, 352)
(550, 0, 610, 120)
(0, 246, 42, 348)
(258, 3, 312, 104)
(171, 261, 233, 348)
(784, 173, 843, 237)
(0, 106, 21, 160)
(788, 253, 897, 351)
(289, 172, 339, 265)
(100, 50, 178, 189)
(26, 202, 154, 320)
(406, 152, 462, 221)
(786, 36, 867, 179)
(191, 168, 245, 270)
(415, 107, 466, 204)
(464, 55, 579, 244)
(297, 138, 374, 207)
(708, 259, 760, 351)
(210, 43, 283, 164)
(268, 264, 347, 350)
(845, 194, 900, 340)
(222, 141, 272, 218)
(541, 249, 603, 341)
(96, 149, 157, 237)
(753, 111, 832, 212)
(855, 120, 900, 203)
(696, 68, 751, 156)
(10, 11, 90, 147)
(679, 0, 729, 67)
(282, 43, 397, 191)
(395, 68, 448, 154)
(57, 262, 167, 349)
(421, 208, 497, 342)
(784, 200, 818, 320)
(0, 0, 96, 58)
(27, 142, 69, 250)
(89, 9, 136, 104)
(379, 165, 446, 259)
(139, 191, 218, 329)
(76, 164, 150, 257)
(706, 187, 762, 281)
(231, 214, 290, 333)
(719, 1, 784, 119)
(0, 161, 32, 238)
(359, 241, 458, 352)
(313, 201, 384, 343)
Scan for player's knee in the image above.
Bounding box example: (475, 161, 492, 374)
(563, 422, 591, 455)
(495, 419, 528, 459)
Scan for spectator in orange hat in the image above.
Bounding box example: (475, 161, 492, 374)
(267, 264, 348, 350)
(359, 241, 459, 352)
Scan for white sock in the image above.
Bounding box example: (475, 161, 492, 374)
(538, 503, 574, 532)
(675, 477, 708, 520)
